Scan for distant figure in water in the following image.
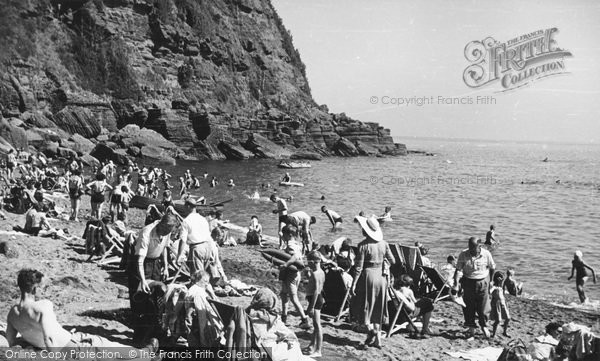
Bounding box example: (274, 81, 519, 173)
(377, 206, 392, 222)
(568, 250, 596, 303)
(210, 176, 218, 187)
(542, 157, 549, 162)
(227, 179, 235, 187)
(485, 225, 498, 245)
(203, 172, 208, 179)
(248, 190, 260, 200)
(282, 172, 291, 183)
(320, 195, 325, 200)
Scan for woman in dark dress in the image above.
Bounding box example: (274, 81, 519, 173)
(351, 215, 395, 348)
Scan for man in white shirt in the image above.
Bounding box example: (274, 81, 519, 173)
(453, 237, 496, 338)
(176, 199, 227, 283)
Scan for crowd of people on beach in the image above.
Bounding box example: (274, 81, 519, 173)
(1, 150, 598, 361)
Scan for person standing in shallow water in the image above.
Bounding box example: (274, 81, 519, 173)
(568, 250, 596, 303)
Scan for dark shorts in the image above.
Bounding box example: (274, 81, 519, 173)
(279, 215, 288, 223)
(110, 193, 122, 204)
(307, 294, 324, 310)
(7, 162, 15, 170)
(412, 298, 434, 317)
(576, 277, 587, 286)
(91, 193, 105, 203)
(334, 216, 343, 224)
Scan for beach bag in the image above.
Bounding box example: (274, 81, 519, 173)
(497, 339, 530, 361)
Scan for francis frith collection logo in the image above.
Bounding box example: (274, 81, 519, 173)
(463, 28, 572, 91)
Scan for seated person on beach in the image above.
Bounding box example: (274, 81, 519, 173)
(332, 237, 355, 267)
(527, 322, 562, 361)
(393, 274, 435, 338)
(441, 255, 457, 287)
(503, 268, 523, 296)
(415, 242, 432, 267)
(15, 203, 63, 238)
(321, 205, 343, 229)
(377, 206, 392, 221)
(6, 269, 158, 356)
(337, 257, 354, 291)
(246, 215, 264, 246)
(246, 288, 312, 361)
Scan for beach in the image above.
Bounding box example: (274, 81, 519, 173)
(1, 191, 599, 361)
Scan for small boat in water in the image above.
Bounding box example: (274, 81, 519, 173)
(278, 161, 311, 169)
(279, 181, 304, 187)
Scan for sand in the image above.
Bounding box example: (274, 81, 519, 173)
(1, 194, 599, 361)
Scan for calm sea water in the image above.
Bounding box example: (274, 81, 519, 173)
(161, 138, 600, 305)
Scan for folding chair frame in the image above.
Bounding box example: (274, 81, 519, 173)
(321, 286, 351, 324)
(418, 266, 452, 303)
(386, 286, 418, 338)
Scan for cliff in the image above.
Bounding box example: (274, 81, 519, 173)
(0, 0, 405, 163)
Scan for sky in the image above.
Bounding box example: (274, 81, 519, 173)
(271, 0, 600, 143)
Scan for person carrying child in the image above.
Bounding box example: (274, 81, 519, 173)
(568, 250, 596, 303)
(490, 271, 510, 338)
(304, 251, 325, 358)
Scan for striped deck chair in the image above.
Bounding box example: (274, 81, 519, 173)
(418, 266, 451, 303)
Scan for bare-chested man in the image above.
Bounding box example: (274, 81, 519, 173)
(6, 269, 157, 359)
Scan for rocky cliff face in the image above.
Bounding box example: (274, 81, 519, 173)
(0, 0, 405, 163)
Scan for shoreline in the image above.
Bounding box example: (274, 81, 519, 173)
(1, 193, 599, 360)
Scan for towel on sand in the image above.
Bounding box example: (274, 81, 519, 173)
(445, 346, 503, 361)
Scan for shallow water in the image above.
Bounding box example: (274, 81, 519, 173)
(160, 138, 600, 305)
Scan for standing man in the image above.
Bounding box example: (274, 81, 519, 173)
(270, 194, 288, 249)
(128, 213, 177, 344)
(176, 199, 228, 284)
(286, 211, 317, 254)
(453, 237, 495, 338)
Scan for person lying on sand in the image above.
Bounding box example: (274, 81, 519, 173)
(6, 269, 158, 358)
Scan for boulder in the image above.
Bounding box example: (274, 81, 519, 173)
(21, 111, 57, 128)
(332, 137, 359, 157)
(62, 134, 95, 155)
(127, 146, 141, 157)
(57, 147, 78, 159)
(40, 141, 60, 157)
(0, 136, 15, 154)
(0, 118, 27, 149)
(243, 133, 292, 159)
(25, 127, 67, 148)
(0, 241, 19, 258)
(380, 143, 408, 156)
(355, 140, 380, 156)
(80, 154, 100, 168)
(116, 124, 177, 149)
(52, 106, 101, 138)
(290, 150, 323, 160)
(217, 139, 254, 160)
(139, 145, 176, 165)
(90, 143, 129, 165)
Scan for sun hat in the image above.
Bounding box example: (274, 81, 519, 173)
(354, 215, 383, 242)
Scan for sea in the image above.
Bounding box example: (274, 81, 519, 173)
(160, 137, 600, 308)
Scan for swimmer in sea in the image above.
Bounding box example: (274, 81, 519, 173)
(377, 206, 392, 222)
(321, 205, 342, 230)
(282, 172, 291, 183)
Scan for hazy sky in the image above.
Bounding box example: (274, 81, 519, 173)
(271, 0, 600, 143)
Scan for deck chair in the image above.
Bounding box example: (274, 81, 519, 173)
(386, 286, 418, 338)
(321, 269, 351, 324)
(418, 266, 451, 302)
(97, 231, 125, 265)
(208, 300, 272, 361)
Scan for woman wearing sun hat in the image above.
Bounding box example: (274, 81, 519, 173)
(351, 215, 395, 349)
